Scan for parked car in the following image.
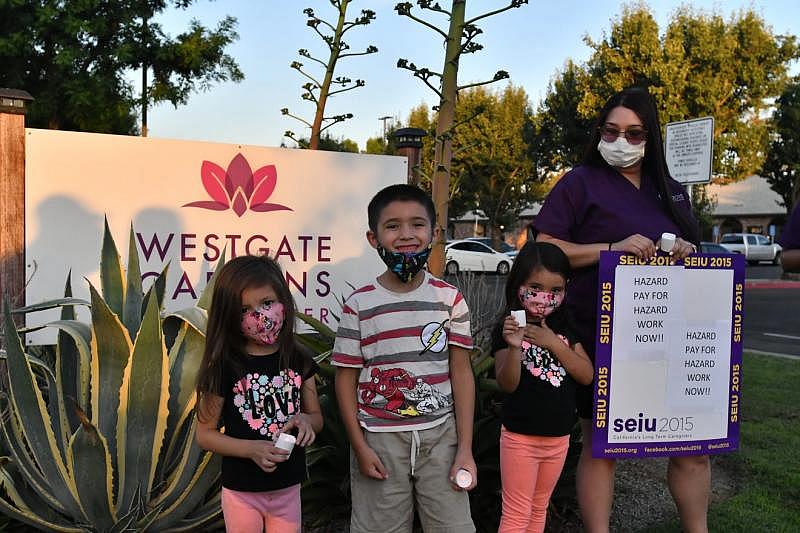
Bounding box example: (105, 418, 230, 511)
(699, 242, 734, 254)
(445, 239, 513, 275)
(466, 237, 518, 259)
(718, 233, 782, 265)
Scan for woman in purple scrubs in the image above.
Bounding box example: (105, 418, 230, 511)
(534, 87, 708, 533)
(779, 202, 800, 272)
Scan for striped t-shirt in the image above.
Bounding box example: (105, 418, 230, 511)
(332, 273, 474, 432)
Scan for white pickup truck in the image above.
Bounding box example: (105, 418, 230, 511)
(719, 233, 782, 265)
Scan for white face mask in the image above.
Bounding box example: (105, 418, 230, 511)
(598, 137, 646, 168)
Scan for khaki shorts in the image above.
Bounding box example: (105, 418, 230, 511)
(349, 417, 475, 533)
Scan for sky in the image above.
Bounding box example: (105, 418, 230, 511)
(146, 0, 800, 151)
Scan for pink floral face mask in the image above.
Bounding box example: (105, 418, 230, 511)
(241, 302, 285, 346)
(518, 287, 563, 319)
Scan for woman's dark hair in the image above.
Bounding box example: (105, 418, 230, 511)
(196, 255, 301, 421)
(583, 86, 700, 245)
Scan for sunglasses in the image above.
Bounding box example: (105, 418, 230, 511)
(599, 124, 648, 145)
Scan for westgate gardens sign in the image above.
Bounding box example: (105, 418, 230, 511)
(592, 251, 744, 458)
(25, 129, 405, 343)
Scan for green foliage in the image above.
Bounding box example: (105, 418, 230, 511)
(289, 134, 359, 152)
(533, 4, 799, 182)
(402, 86, 545, 240)
(763, 78, 800, 209)
(691, 185, 718, 241)
(643, 352, 800, 532)
(0, 1, 242, 134)
(449, 85, 544, 240)
(0, 221, 222, 531)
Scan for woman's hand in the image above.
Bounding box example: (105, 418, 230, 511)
(611, 234, 656, 260)
(524, 319, 562, 351)
(502, 315, 525, 349)
(280, 413, 316, 447)
(668, 237, 697, 261)
(248, 440, 290, 473)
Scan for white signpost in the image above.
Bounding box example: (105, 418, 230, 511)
(664, 117, 714, 185)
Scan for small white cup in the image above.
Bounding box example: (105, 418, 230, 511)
(275, 432, 296, 453)
(660, 232, 676, 253)
(511, 310, 526, 327)
(455, 469, 472, 489)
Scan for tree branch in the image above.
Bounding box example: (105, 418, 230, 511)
(465, 0, 528, 26)
(417, 0, 451, 16)
(340, 45, 379, 58)
(281, 108, 313, 128)
(328, 80, 365, 96)
(290, 61, 323, 87)
(394, 4, 449, 40)
(298, 48, 328, 68)
(319, 113, 353, 133)
(457, 71, 509, 92)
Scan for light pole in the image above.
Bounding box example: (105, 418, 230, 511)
(379, 115, 392, 140)
(393, 127, 427, 186)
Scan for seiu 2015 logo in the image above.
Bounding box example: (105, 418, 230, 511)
(183, 153, 292, 217)
(612, 412, 656, 433)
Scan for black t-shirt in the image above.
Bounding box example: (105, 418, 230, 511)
(491, 312, 579, 437)
(221, 350, 317, 492)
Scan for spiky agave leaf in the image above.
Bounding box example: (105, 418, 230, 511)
(68, 405, 116, 530)
(122, 224, 144, 340)
(115, 291, 170, 516)
(1, 297, 83, 520)
(101, 216, 126, 317)
(88, 283, 133, 469)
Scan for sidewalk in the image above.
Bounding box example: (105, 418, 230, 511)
(744, 279, 800, 289)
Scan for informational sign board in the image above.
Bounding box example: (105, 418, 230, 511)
(25, 129, 406, 343)
(664, 116, 714, 185)
(592, 251, 744, 458)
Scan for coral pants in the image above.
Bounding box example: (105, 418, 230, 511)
(221, 484, 301, 533)
(498, 427, 569, 533)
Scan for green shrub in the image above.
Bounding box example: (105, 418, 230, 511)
(0, 221, 222, 532)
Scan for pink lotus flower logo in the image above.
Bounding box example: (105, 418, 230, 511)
(183, 153, 292, 217)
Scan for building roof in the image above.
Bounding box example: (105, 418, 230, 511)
(707, 175, 785, 217)
(451, 209, 488, 222)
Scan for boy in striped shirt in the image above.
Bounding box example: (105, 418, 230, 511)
(333, 184, 477, 533)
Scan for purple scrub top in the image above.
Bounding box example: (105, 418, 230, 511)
(533, 164, 697, 354)
(778, 203, 800, 249)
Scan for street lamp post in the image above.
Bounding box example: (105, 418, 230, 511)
(392, 127, 427, 186)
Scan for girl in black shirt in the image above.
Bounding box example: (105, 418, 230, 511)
(195, 255, 322, 532)
(493, 242, 593, 532)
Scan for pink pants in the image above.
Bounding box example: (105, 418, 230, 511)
(498, 427, 569, 533)
(221, 484, 301, 533)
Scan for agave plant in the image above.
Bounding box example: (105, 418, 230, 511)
(0, 219, 222, 532)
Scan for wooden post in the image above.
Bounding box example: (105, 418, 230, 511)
(0, 89, 33, 310)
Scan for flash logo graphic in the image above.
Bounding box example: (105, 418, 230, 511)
(420, 320, 449, 354)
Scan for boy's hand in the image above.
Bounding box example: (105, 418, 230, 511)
(449, 449, 477, 491)
(502, 315, 525, 349)
(524, 319, 560, 351)
(355, 445, 389, 480)
(248, 440, 290, 473)
(280, 413, 316, 447)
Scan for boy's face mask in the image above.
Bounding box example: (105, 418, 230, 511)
(518, 287, 564, 319)
(241, 302, 285, 346)
(377, 245, 431, 283)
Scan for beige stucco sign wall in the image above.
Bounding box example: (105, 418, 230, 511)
(25, 129, 405, 342)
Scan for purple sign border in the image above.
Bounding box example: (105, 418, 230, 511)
(591, 252, 745, 459)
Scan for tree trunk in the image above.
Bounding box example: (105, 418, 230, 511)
(309, 0, 349, 150)
(428, 0, 465, 277)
